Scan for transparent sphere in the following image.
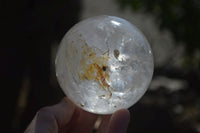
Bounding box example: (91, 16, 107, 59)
(55, 15, 154, 114)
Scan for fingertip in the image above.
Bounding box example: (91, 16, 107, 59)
(106, 109, 130, 133)
(35, 97, 76, 132)
(56, 97, 76, 124)
(114, 109, 130, 121)
(61, 97, 74, 105)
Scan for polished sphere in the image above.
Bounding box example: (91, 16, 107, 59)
(55, 15, 154, 114)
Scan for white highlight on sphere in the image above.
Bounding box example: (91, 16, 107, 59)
(55, 15, 154, 114)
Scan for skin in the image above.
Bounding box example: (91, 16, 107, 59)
(25, 97, 130, 133)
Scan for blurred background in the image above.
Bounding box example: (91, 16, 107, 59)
(0, 0, 200, 132)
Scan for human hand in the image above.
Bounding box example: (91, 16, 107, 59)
(25, 97, 130, 133)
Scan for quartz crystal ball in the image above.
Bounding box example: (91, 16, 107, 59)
(55, 15, 154, 114)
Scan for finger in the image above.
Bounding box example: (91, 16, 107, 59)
(69, 108, 98, 133)
(24, 114, 37, 133)
(25, 97, 75, 133)
(106, 109, 130, 133)
(96, 115, 111, 133)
